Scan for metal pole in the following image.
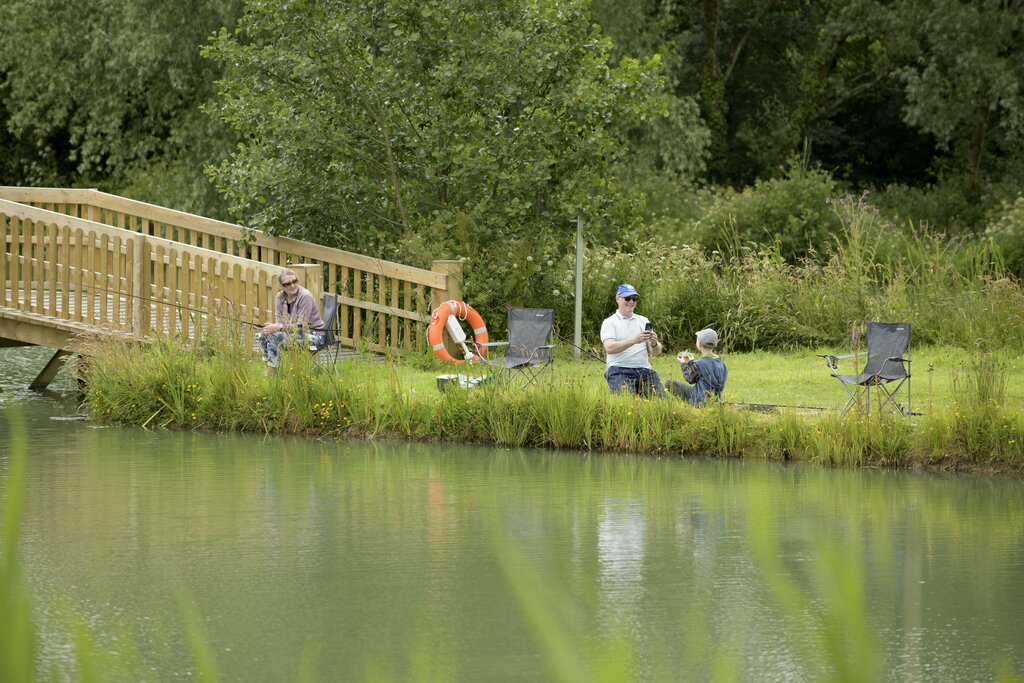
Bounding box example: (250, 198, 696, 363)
(574, 215, 583, 359)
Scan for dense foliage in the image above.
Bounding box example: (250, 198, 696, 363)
(202, 0, 669, 252)
(0, 0, 243, 217)
(3, 0, 1024, 330)
(457, 191, 1024, 352)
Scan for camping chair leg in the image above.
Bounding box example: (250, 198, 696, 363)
(837, 380, 861, 416)
(877, 381, 909, 417)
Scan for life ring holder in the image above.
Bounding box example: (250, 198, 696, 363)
(428, 300, 489, 363)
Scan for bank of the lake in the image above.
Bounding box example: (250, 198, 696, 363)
(81, 337, 1024, 475)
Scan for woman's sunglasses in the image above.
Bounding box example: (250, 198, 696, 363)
(281, 279, 299, 287)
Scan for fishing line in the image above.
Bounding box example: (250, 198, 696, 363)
(54, 281, 340, 335)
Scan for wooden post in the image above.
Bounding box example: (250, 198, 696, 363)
(430, 259, 464, 360)
(430, 259, 462, 312)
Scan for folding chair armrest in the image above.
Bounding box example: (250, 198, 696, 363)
(819, 351, 866, 370)
(471, 341, 509, 349)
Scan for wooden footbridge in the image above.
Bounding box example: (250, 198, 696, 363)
(0, 187, 462, 388)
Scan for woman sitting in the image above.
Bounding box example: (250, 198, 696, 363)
(258, 269, 325, 376)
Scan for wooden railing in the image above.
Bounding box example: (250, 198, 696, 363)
(0, 187, 461, 353)
(1, 198, 296, 343)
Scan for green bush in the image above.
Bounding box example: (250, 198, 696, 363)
(655, 161, 840, 261)
(984, 195, 1024, 277)
(869, 174, 1017, 239)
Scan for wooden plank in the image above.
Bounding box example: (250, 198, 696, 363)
(0, 212, 9, 308)
(181, 250, 194, 339)
(205, 255, 217, 337)
(111, 235, 123, 329)
(0, 307, 137, 354)
(352, 269, 362, 342)
(0, 187, 93, 205)
(154, 243, 166, 334)
(168, 247, 180, 338)
(85, 229, 96, 323)
(26, 218, 36, 310)
(29, 348, 72, 390)
(242, 265, 254, 330)
(377, 274, 386, 346)
(339, 266, 350, 343)
(390, 276, 399, 348)
(73, 228, 84, 322)
(402, 281, 411, 350)
(46, 223, 58, 317)
(12, 215, 23, 310)
(334, 294, 430, 323)
(415, 284, 425, 351)
(60, 225, 71, 320)
(99, 233, 109, 324)
(230, 262, 242, 341)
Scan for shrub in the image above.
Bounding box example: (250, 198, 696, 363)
(666, 160, 840, 262)
(984, 195, 1024, 277)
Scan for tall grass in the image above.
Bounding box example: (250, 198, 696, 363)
(525, 192, 1024, 353)
(81, 335, 1024, 472)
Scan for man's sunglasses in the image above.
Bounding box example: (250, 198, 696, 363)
(281, 279, 299, 287)
(622, 296, 638, 302)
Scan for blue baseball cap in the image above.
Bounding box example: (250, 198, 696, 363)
(616, 283, 639, 297)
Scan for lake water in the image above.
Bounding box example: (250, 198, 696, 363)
(2, 346, 1024, 680)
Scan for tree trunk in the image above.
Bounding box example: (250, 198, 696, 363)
(965, 102, 990, 199)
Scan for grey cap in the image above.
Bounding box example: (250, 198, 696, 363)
(696, 328, 718, 348)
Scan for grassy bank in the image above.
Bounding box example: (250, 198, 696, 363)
(80, 336, 1024, 474)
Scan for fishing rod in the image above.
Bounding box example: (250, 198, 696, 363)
(57, 281, 342, 336)
(722, 401, 831, 412)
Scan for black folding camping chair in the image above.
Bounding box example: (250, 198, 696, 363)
(819, 322, 911, 416)
(470, 307, 554, 388)
(309, 292, 343, 374)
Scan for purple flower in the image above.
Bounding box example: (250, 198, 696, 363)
(853, 330, 858, 340)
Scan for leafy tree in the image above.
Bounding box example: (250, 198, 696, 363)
(0, 0, 242, 216)
(203, 0, 667, 252)
(589, 0, 711, 186)
(897, 0, 1024, 195)
(593, 0, 939, 188)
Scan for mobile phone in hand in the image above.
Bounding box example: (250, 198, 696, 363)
(644, 322, 653, 331)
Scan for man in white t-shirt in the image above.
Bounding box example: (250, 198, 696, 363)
(600, 283, 664, 396)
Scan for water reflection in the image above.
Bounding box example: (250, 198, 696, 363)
(3, 346, 1024, 680)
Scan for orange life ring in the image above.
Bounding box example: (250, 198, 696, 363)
(429, 300, 489, 363)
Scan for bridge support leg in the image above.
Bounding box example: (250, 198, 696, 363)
(29, 349, 72, 390)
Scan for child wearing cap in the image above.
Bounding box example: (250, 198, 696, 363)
(666, 328, 728, 405)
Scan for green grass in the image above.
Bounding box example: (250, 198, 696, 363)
(389, 344, 1024, 415)
(78, 335, 1024, 473)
